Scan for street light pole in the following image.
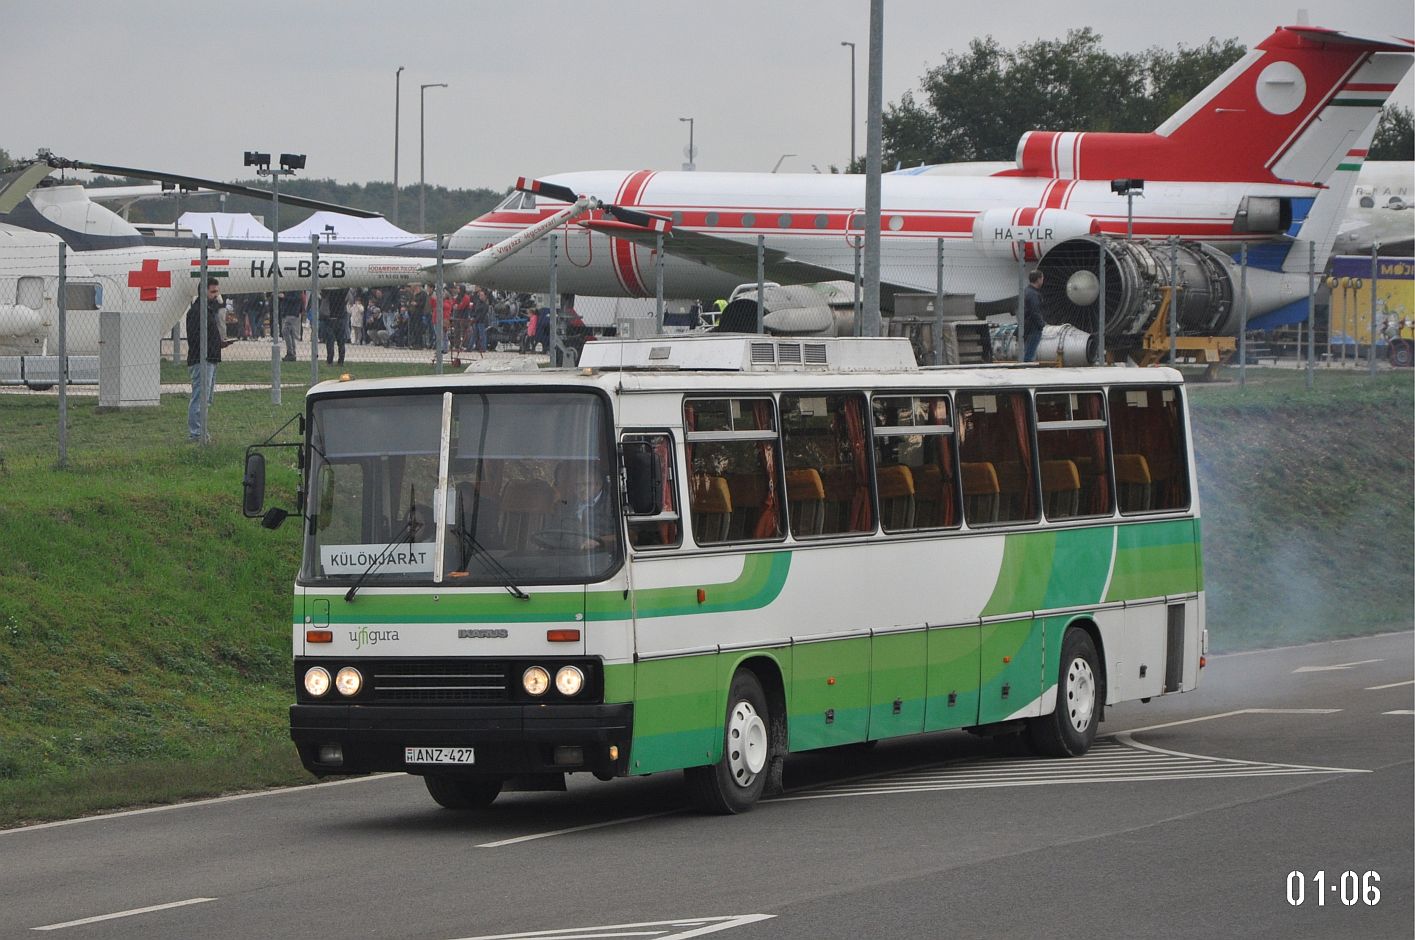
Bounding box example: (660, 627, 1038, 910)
(679, 117, 695, 170)
(393, 66, 404, 226)
(840, 40, 856, 167)
(420, 81, 448, 233)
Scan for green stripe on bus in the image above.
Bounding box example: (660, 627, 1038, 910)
(624, 551, 792, 619)
(981, 524, 1115, 616)
(1106, 519, 1201, 600)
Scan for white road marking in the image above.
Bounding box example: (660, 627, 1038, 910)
(1116, 707, 1341, 736)
(1365, 679, 1415, 690)
(1292, 658, 1383, 673)
(1383, 710, 1415, 716)
(1, 774, 400, 837)
(32, 897, 215, 931)
(774, 723, 1367, 804)
(476, 812, 675, 848)
(446, 914, 776, 940)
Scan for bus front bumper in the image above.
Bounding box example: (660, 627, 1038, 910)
(290, 702, 634, 779)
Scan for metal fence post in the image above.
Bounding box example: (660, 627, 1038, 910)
(655, 231, 665, 334)
(1369, 243, 1380, 376)
(934, 237, 945, 365)
(756, 235, 765, 334)
(852, 237, 862, 337)
(548, 232, 561, 365)
(435, 234, 446, 374)
(1306, 240, 1315, 390)
(1239, 243, 1248, 388)
(1096, 238, 1107, 365)
(198, 237, 210, 444)
(57, 243, 68, 468)
(309, 234, 320, 386)
(1169, 237, 1179, 365)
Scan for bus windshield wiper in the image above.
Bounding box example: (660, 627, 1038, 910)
(456, 502, 530, 600)
(345, 489, 422, 602)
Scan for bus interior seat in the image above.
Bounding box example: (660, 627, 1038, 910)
(1041, 459, 1081, 519)
(785, 468, 826, 537)
(995, 460, 1030, 520)
(960, 461, 1000, 524)
(499, 479, 555, 551)
(875, 464, 916, 531)
(912, 462, 947, 528)
(1114, 453, 1153, 512)
(819, 467, 858, 534)
(725, 473, 767, 540)
(690, 474, 733, 542)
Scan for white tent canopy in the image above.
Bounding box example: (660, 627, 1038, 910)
(278, 211, 428, 248)
(178, 211, 273, 241)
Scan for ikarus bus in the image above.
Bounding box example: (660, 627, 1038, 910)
(242, 335, 1205, 814)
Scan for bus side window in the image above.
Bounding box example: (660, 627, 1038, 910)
(623, 432, 682, 549)
(956, 391, 1037, 525)
(1035, 391, 1111, 519)
(683, 398, 784, 544)
(780, 393, 874, 537)
(1108, 386, 1190, 513)
(871, 394, 960, 532)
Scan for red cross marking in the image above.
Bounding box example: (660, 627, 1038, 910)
(127, 259, 171, 301)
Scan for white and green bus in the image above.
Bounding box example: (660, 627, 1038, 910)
(243, 335, 1205, 814)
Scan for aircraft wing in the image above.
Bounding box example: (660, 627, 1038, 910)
(0, 163, 55, 214)
(582, 220, 931, 308)
(45, 157, 382, 218)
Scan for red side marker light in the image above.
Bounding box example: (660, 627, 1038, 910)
(547, 629, 581, 643)
(827, 676, 836, 686)
(1002, 655, 1012, 664)
(1200, 655, 1207, 669)
(696, 589, 706, 604)
(306, 630, 333, 643)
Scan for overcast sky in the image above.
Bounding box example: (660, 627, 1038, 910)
(5, 0, 1412, 193)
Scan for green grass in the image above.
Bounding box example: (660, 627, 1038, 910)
(0, 364, 1409, 827)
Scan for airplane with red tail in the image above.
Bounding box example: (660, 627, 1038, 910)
(451, 25, 1413, 345)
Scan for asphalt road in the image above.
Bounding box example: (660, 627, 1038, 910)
(3, 632, 1411, 940)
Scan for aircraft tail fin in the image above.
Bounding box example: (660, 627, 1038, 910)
(1279, 124, 1378, 274)
(1010, 27, 1412, 184)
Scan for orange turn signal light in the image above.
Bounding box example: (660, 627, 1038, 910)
(697, 588, 706, 604)
(306, 630, 334, 643)
(1002, 655, 1012, 664)
(547, 629, 581, 642)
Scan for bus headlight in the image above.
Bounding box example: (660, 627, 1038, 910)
(555, 665, 585, 697)
(335, 666, 363, 697)
(304, 666, 331, 697)
(522, 666, 550, 696)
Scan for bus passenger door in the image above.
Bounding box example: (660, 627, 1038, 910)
(924, 623, 980, 732)
(978, 618, 1045, 724)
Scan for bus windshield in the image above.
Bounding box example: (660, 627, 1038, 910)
(303, 389, 619, 587)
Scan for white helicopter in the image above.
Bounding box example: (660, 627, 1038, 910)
(0, 156, 659, 378)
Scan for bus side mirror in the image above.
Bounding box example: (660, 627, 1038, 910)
(243, 452, 267, 517)
(622, 442, 662, 515)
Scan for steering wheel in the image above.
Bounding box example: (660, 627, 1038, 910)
(531, 528, 601, 550)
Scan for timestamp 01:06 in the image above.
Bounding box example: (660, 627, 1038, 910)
(1286, 871, 1381, 907)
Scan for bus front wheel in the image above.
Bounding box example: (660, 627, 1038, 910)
(1028, 629, 1101, 757)
(685, 670, 772, 814)
(424, 774, 502, 810)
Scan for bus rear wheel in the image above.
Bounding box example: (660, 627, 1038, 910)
(1028, 629, 1101, 757)
(685, 670, 772, 814)
(424, 774, 502, 810)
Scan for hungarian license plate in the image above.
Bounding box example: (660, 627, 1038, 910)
(404, 746, 475, 765)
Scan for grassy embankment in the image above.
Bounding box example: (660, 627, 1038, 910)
(0, 363, 1410, 828)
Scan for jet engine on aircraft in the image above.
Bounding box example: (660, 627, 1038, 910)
(1036, 236, 1239, 342)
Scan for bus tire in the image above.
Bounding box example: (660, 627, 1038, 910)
(684, 670, 772, 814)
(424, 774, 502, 810)
(1028, 629, 1101, 758)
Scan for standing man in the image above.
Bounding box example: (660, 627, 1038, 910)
(187, 278, 231, 442)
(1022, 270, 1047, 363)
(279, 291, 302, 362)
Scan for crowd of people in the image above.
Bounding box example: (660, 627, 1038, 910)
(223, 284, 548, 362)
